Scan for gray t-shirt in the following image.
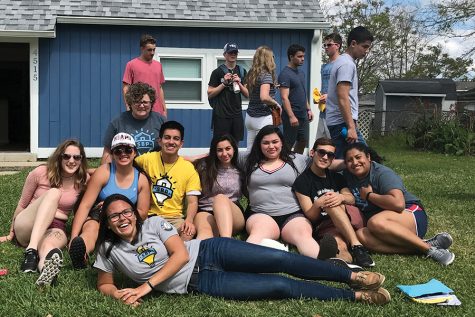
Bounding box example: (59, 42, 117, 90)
(325, 54, 359, 126)
(198, 166, 242, 211)
(248, 153, 310, 216)
(103, 111, 166, 155)
(246, 72, 275, 118)
(278, 66, 308, 119)
(343, 161, 421, 220)
(93, 217, 200, 294)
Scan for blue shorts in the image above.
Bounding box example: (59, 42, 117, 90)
(328, 122, 366, 159)
(406, 203, 428, 238)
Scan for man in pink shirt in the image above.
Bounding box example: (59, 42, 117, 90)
(123, 34, 167, 116)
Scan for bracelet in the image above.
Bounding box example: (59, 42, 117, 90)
(365, 192, 373, 201)
(146, 280, 154, 290)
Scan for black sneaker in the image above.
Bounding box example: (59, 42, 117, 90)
(327, 257, 363, 272)
(20, 248, 39, 273)
(36, 248, 63, 287)
(350, 245, 375, 268)
(69, 236, 87, 270)
(317, 234, 339, 260)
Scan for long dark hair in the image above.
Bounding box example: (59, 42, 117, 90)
(343, 142, 384, 164)
(244, 125, 298, 186)
(96, 194, 143, 257)
(194, 134, 243, 194)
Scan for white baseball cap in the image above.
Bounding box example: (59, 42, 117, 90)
(111, 133, 136, 150)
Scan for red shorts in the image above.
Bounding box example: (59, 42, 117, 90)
(48, 218, 67, 233)
(315, 205, 365, 240)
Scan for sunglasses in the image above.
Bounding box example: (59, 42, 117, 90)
(113, 146, 134, 156)
(316, 149, 336, 159)
(61, 153, 82, 161)
(323, 43, 338, 48)
(108, 208, 134, 222)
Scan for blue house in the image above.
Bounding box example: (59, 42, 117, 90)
(0, 1, 329, 158)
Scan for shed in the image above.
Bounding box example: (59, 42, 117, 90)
(374, 79, 457, 134)
(0, 0, 329, 157)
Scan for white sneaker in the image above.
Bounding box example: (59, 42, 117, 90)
(259, 239, 289, 252)
(36, 248, 63, 286)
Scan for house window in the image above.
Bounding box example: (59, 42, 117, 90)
(161, 58, 202, 102)
(157, 48, 255, 108)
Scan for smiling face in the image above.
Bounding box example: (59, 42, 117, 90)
(310, 144, 336, 170)
(106, 199, 137, 241)
(216, 140, 234, 167)
(345, 148, 371, 179)
(131, 94, 152, 120)
(159, 128, 183, 156)
(60, 145, 82, 177)
(260, 133, 282, 160)
(112, 145, 136, 166)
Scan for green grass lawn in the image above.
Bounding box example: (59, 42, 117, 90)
(1, 135, 474, 317)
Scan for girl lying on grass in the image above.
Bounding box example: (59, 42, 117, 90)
(93, 193, 391, 306)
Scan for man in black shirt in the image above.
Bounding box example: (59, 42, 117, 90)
(293, 137, 374, 268)
(208, 43, 249, 142)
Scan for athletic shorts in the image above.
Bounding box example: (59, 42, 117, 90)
(198, 200, 244, 215)
(48, 218, 67, 233)
(315, 205, 365, 240)
(405, 203, 428, 238)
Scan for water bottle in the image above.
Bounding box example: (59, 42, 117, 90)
(341, 127, 348, 138)
(233, 81, 241, 94)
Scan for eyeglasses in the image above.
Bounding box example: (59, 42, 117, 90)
(108, 208, 134, 222)
(135, 100, 151, 106)
(61, 153, 82, 161)
(323, 43, 338, 48)
(112, 146, 134, 156)
(316, 149, 336, 159)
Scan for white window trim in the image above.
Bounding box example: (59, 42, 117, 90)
(156, 47, 255, 110)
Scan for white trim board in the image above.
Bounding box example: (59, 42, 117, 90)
(57, 16, 330, 30)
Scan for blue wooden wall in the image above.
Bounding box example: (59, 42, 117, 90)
(39, 24, 314, 148)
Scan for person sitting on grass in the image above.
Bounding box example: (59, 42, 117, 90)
(69, 133, 150, 269)
(293, 137, 374, 268)
(343, 142, 454, 265)
(243, 125, 337, 259)
(193, 134, 245, 240)
(134, 120, 201, 241)
(93, 194, 391, 306)
(0, 140, 88, 286)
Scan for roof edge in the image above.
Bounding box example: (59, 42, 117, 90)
(56, 16, 330, 29)
(0, 30, 56, 38)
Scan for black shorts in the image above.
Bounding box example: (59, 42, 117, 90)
(198, 200, 244, 215)
(247, 210, 305, 230)
(213, 115, 244, 142)
(87, 203, 102, 221)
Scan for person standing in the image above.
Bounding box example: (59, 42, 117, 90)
(208, 43, 249, 143)
(278, 44, 313, 154)
(123, 34, 167, 117)
(316, 33, 342, 139)
(326, 26, 374, 159)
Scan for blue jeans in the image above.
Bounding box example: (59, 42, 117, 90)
(193, 238, 355, 301)
(328, 122, 366, 159)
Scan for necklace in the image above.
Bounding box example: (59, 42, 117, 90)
(160, 153, 178, 177)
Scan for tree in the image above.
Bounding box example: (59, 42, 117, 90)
(321, 0, 473, 93)
(431, 0, 475, 57)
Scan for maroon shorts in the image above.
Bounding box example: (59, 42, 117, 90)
(48, 218, 67, 233)
(315, 205, 365, 240)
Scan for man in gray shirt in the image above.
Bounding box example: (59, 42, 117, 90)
(326, 26, 374, 159)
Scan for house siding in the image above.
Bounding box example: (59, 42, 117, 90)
(38, 24, 314, 150)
